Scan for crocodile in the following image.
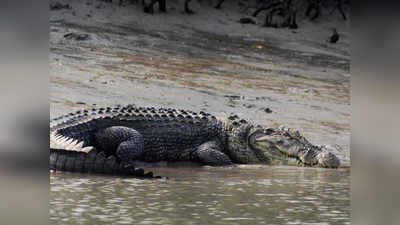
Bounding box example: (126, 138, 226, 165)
(50, 105, 340, 175)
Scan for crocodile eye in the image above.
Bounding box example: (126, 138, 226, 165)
(264, 128, 274, 135)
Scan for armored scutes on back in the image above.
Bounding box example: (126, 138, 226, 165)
(50, 105, 340, 175)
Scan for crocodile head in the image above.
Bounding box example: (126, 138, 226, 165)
(226, 120, 340, 168)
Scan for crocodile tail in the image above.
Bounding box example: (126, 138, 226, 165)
(49, 148, 160, 178)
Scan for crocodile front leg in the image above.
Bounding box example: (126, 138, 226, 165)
(95, 126, 145, 164)
(192, 141, 233, 166)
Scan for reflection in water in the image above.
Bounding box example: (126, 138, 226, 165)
(50, 166, 350, 225)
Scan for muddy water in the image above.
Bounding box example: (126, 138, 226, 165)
(50, 166, 350, 225)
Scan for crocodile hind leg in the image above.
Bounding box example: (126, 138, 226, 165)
(116, 137, 145, 164)
(95, 126, 145, 164)
(192, 141, 233, 166)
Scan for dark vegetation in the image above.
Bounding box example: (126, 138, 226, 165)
(50, 1, 72, 10)
(51, 0, 349, 40)
(110, 0, 349, 29)
(52, 0, 349, 28)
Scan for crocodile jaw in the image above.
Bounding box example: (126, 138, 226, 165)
(250, 130, 341, 168)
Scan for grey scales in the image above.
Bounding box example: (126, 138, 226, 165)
(50, 104, 340, 176)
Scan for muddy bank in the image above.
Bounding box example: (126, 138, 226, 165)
(50, 0, 350, 166)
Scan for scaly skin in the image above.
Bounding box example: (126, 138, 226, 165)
(49, 148, 158, 177)
(50, 105, 340, 176)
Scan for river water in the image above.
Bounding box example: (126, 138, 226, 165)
(50, 166, 350, 225)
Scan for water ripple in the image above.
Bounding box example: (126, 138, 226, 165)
(50, 167, 350, 225)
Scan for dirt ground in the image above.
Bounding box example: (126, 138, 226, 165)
(50, 0, 350, 166)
